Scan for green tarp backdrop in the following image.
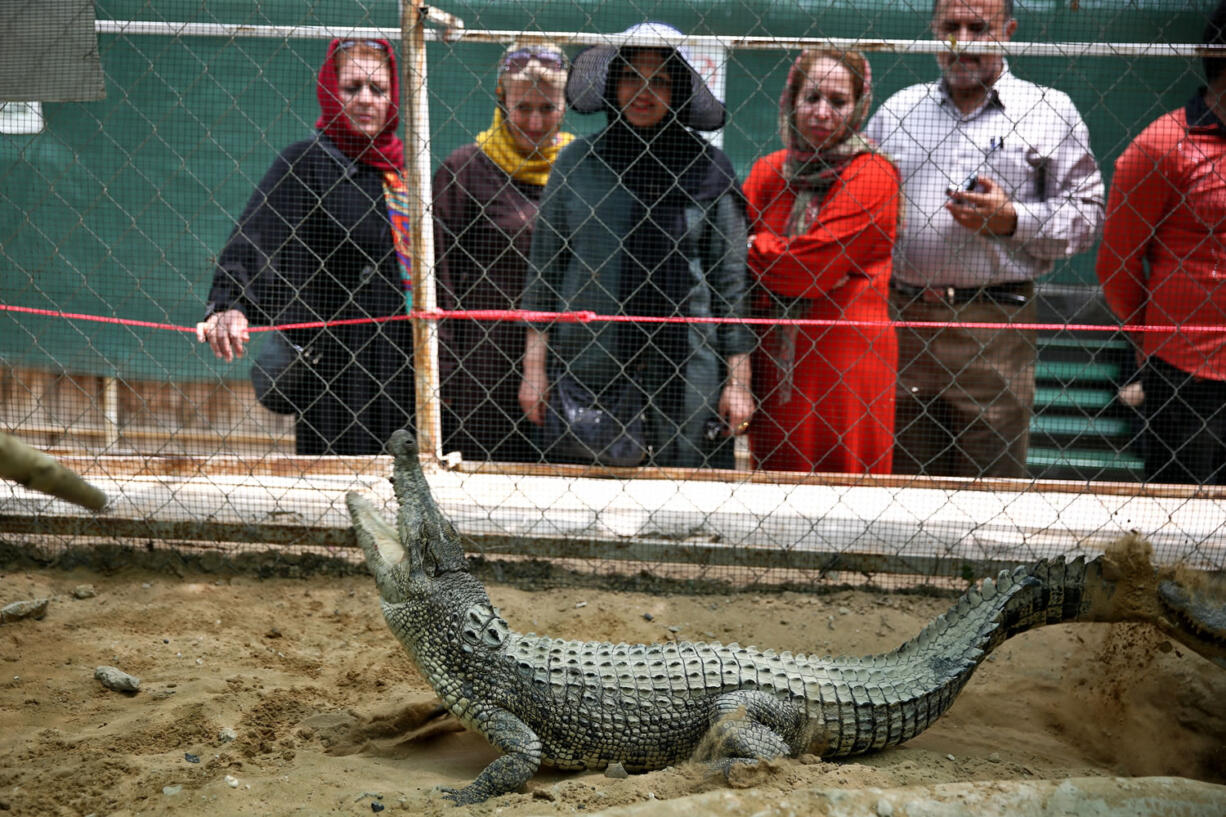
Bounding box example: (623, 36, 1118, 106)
(0, 0, 1211, 380)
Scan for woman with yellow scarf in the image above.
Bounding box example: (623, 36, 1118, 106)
(434, 43, 572, 463)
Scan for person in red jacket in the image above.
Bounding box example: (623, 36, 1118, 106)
(745, 49, 900, 473)
(1095, 1, 1226, 484)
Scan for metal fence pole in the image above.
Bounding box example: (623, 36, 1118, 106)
(402, 3, 442, 461)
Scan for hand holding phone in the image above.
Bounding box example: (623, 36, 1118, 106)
(947, 172, 979, 201)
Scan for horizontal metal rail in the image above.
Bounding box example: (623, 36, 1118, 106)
(93, 19, 1226, 58)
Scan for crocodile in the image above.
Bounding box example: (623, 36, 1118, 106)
(345, 430, 1226, 805)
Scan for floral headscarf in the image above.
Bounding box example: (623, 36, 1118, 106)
(779, 49, 879, 235)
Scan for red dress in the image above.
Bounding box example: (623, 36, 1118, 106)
(745, 149, 900, 474)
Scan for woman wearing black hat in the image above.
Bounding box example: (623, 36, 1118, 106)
(520, 23, 754, 468)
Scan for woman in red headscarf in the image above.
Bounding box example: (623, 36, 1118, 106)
(745, 49, 900, 474)
(197, 39, 415, 455)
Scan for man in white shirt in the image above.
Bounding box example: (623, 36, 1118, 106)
(866, 0, 1104, 478)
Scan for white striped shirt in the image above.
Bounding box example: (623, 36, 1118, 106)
(866, 65, 1105, 288)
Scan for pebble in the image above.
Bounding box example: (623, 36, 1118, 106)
(94, 666, 140, 693)
(605, 762, 629, 779)
(72, 585, 97, 599)
(838, 607, 851, 616)
(642, 613, 654, 622)
(0, 598, 49, 624)
(988, 752, 1001, 763)
(667, 626, 681, 633)
(574, 601, 587, 609)
(371, 804, 385, 813)
(875, 798, 894, 817)
(162, 785, 182, 796)
(225, 775, 239, 788)
(945, 753, 956, 762)
(218, 727, 237, 744)
(184, 753, 200, 764)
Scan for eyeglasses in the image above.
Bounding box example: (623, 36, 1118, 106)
(337, 39, 390, 53)
(501, 48, 567, 74)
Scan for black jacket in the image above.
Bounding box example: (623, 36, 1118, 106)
(207, 133, 403, 326)
(205, 133, 414, 455)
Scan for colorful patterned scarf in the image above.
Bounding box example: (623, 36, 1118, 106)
(477, 108, 573, 186)
(382, 170, 413, 312)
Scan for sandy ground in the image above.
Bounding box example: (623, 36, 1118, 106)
(1, 562, 1225, 817)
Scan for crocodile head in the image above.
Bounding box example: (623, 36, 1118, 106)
(1090, 536, 1226, 671)
(346, 429, 472, 604)
(348, 431, 507, 681)
(1157, 578, 1226, 670)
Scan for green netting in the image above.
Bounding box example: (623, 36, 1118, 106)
(0, 0, 1209, 380)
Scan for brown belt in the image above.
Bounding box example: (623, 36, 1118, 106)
(891, 280, 1031, 306)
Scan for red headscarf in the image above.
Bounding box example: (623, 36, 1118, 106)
(316, 38, 404, 171)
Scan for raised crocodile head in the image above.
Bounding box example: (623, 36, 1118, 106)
(347, 430, 469, 600)
(346, 431, 504, 673)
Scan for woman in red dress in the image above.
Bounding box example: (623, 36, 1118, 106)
(745, 49, 900, 473)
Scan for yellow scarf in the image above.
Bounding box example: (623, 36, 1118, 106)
(476, 108, 573, 186)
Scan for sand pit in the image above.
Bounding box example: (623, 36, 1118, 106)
(2, 562, 1225, 816)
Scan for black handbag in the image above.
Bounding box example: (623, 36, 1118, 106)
(250, 330, 325, 415)
(544, 372, 647, 467)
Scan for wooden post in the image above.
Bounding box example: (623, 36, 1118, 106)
(0, 430, 107, 510)
(101, 376, 120, 448)
(401, 3, 442, 462)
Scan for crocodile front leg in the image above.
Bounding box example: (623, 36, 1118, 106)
(440, 708, 542, 805)
(698, 690, 805, 766)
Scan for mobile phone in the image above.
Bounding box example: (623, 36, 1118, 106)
(703, 417, 727, 441)
(960, 172, 980, 192)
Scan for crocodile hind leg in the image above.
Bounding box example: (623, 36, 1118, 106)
(439, 708, 542, 805)
(696, 690, 805, 769)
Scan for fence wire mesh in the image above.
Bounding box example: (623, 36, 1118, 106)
(1, 0, 1224, 587)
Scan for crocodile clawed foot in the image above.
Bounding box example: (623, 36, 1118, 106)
(437, 783, 494, 807)
(1157, 578, 1226, 670)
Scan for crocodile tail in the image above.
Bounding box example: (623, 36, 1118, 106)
(891, 557, 1095, 670)
(811, 558, 1098, 758)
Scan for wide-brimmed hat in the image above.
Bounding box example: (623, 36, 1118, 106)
(565, 22, 725, 132)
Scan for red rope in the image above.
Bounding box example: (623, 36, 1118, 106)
(1, 302, 1222, 335)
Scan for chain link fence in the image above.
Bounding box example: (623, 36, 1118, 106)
(1, 0, 1223, 586)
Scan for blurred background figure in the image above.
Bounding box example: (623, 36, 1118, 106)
(434, 43, 572, 463)
(198, 38, 415, 455)
(745, 49, 899, 474)
(1096, 0, 1226, 484)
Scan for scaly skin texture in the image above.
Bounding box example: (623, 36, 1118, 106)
(346, 431, 1226, 806)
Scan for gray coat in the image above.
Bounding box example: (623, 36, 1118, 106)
(523, 136, 753, 467)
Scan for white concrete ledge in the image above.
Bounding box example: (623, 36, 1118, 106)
(3, 467, 1223, 575)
